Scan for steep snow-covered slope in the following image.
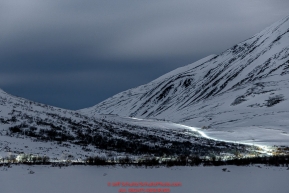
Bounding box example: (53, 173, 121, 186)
(81, 16, 289, 144)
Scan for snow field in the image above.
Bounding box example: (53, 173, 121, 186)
(1, 165, 289, 193)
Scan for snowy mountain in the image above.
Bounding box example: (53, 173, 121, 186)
(1, 88, 248, 159)
(1, 16, 288, 160)
(81, 16, 289, 145)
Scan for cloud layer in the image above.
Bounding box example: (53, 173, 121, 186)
(0, 0, 288, 109)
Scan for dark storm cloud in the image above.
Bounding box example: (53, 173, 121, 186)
(0, 0, 289, 109)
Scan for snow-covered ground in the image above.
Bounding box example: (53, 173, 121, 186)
(201, 126, 289, 147)
(0, 135, 106, 161)
(101, 115, 288, 154)
(1, 88, 258, 160)
(1, 165, 288, 193)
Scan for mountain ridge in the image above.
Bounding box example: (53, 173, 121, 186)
(80, 15, 289, 143)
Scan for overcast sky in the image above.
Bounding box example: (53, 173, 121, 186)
(0, 0, 288, 110)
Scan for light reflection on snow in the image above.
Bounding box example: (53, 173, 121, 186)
(179, 124, 273, 155)
(127, 116, 274, 155)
